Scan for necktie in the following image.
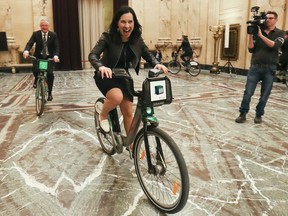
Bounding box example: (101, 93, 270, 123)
(42, 33, 47, 58)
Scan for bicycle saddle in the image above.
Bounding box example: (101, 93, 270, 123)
(112, 68, 130, 79)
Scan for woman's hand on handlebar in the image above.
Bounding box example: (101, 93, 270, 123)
(154, 64, 169, 74)
(99, 66, 113, 79)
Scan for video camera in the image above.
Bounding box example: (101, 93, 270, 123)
(246, 6, 266, 35)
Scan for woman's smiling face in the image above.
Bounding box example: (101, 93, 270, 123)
(118, 12, 134, 42)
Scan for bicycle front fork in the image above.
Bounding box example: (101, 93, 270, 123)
(142, 121, 165, 175)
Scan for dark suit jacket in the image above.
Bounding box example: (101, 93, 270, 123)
(24, 30, 60, 58)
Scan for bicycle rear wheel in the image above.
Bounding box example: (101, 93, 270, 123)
(94, 97, 116, 155)
(35, 80, 45, 116)
(133, 127, 189, 214)
(187, 61, 201, 76)
(167, 60, 181, 74)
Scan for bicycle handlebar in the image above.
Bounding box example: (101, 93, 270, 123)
(148, 69, 164, 78)
(28, 55, 36, 60)
(28, 55, 54, 61)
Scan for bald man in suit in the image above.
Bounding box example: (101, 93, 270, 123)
(23, 19, 60, 101)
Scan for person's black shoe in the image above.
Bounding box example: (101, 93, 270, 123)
(235, 113, 246, 123)
(47, 95, 53, 101)
(254, 115, 262, 124)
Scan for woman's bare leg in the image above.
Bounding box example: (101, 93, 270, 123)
(100, 88, 123, 121)
(119, 98, 133, 134)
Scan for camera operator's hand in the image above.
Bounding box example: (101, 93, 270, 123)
(257, 26, 276, 48)
(257, 26, 263, 37)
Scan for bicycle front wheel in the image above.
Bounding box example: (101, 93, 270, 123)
(94, 97, 116, 155)
(187, 61, 201, 76)
(35, 80, 45, 116)
(133, 127, 189, 214)
(167, 60, 181, 74)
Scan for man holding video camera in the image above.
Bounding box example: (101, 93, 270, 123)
(235, 10, 285, 124)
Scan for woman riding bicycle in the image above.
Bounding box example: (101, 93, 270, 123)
(177, 35, 192, 65)
(89, 6, 168, 133)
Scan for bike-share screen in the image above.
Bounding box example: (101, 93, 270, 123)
(150, 80, 167, 102)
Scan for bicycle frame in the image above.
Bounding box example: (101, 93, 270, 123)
(29, 55, 53, 116)
(36, 71, 47, 92)
(107, 69, 170, 172)
(110, 97, 161, 173)
(172, 52, 179, 62)
(173, 52, 191, 63)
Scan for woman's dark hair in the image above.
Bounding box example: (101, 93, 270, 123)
(108, 6, 142, 44)
(182, 35, 189, 42)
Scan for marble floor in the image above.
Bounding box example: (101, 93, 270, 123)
(0, 68, 287, 216)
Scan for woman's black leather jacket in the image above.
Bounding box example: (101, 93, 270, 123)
(88, 32, 159, 74)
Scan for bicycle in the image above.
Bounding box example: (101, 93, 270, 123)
(29, 55, 52, 116)
(275, 67, 288, 88)
(94, 68, 190, 213)
(158, 41, 173, 63)
(160, 52, 170, 63)
(168, 51, 201, 76)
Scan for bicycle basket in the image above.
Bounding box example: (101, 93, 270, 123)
(37, 59, 50, 71)
(142, 76, 173, 107)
